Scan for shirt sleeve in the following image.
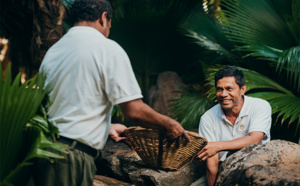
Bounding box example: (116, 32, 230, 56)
(102, 44, 143, 105)
(199, 114, 217, 142)
(248, 99, 272, 142)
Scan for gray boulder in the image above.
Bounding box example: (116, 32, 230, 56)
(96, 138, 206, 186)
(215, 140, 300, 186)
(147, 71, 186, 116)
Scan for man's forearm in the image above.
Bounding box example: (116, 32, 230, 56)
(198, 132, 264, 161)
(119, 99, 171, 130)
(214, 132, 264, 152)
(119, 99, 190, 141)
(206, 154, 219, 186)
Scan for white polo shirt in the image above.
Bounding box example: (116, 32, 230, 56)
(199, 95, 271, 161)
(40, 26, 143, 150)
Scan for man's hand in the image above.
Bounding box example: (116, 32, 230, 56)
(119, 99, 190, 147)
(164, 118, 190, 147)
(197, 142, 220, 161)
(109, 123, 133, 149)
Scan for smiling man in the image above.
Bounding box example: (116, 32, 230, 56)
(193, 66, 271, 186)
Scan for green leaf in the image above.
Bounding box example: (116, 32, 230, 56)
(169, 89, 214, 129)
(222, 0, 296, 49)
(237, 45, 282, 62)
(277, 46, 300, 92)
(248, 92, 300, 127)
(0, 66, 66, 185)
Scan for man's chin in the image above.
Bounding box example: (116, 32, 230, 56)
(220, 104, 232, 110)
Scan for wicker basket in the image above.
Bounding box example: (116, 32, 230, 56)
(124, 126, 207, 170)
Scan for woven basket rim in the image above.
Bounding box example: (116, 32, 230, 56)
(125, 126, 205, 139)
(124, 126, 207, 170)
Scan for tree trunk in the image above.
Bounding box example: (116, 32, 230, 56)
(31, 0, 65, 78)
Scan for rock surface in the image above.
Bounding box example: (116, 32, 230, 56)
(96, 138, 206, 186)
(147, 71, 186, 116)
(215, 140, 300, 186)
(93, 175, 134, 186)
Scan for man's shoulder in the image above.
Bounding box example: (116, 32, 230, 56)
(202, 104, 221, 119)
(245, 95, 271, 108)
(105, 38, 125, 52)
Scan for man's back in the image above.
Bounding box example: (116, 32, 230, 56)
(40, 26, 142, 149)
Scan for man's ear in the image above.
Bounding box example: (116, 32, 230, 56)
(99, 12, 108, 27)
(241, 85, 246, 95)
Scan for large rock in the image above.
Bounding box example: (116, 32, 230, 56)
(147, 71, 186, 116)
(215, 140, 300, 186)
(96, 138, 206, 186)
(93, 175, 134, 186)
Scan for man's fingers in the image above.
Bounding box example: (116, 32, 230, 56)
(198, 153, 205, 160)
(201, 156, 208, 161)
(116, 136, 127, 142)
(197, 149, 204, 155)
(183, 131, 191, 142)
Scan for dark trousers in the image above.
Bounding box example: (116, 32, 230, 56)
(32, 143, 98, 186)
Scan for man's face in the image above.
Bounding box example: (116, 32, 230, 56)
(215, 76, 246, 112)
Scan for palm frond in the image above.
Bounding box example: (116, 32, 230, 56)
(247, 92, 300, 127)
(0, 65, 46, 181)
(222, 0, 296, 49)
(0, 65, 66, 184)
(278, 0, 300, 43)
(237, 45, 281, 62)
(178, 5, 241, 65)
(2, 128, 66, 185)
(181, 30, 237, 62)
(277, 46, 300, 92)
(242, 68, 293, 95)
(169, 89, 214, 130)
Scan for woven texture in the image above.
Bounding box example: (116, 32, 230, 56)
(124, 127, 207, 170)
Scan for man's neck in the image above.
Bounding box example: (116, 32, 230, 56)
(74, 21, 101, 32)
(223, 97, 244, 125)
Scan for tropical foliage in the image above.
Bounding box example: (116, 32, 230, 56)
(0, 65, 66, 186)
(172, 0, 300, 133)
(109, 0, 206, 95)
(1, 0, 299, 140)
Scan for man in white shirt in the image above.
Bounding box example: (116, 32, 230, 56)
(195, 66, 271, 186)
(33, 0, 189, 185)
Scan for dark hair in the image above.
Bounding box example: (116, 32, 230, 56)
(214, 66, 245, 88)
(69, 0, 113, 26)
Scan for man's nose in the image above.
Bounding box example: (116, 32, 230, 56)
(221, 90, 228, 97)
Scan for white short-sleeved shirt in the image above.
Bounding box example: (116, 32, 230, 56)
(199, 95, 271, 161)
(39, 26, 143, 150)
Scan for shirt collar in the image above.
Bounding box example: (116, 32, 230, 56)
(69, 26, 106, 38)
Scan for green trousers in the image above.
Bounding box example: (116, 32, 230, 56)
(32, 145, 97, 186)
